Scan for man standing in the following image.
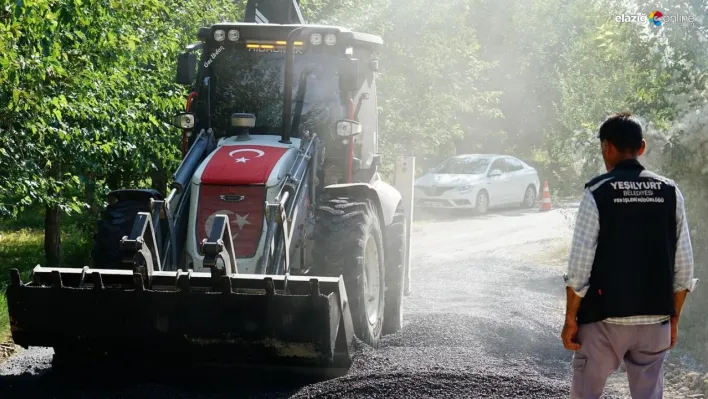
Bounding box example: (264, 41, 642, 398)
(561, 112, 697, 399)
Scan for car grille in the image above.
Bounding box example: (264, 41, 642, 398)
(420, 186, 454, 196)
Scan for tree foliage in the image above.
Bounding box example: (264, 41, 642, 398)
(0, 0, 245, 218)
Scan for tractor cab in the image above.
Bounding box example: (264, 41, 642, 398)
(175, 23, 384, 184)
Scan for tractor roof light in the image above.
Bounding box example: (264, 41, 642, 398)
(324, 33, 337, 46)
(213, 29, 226, 42)
(310, 33, 322, 46)
(228, 29, 240, 42)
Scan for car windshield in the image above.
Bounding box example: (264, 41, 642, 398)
(207, 46, 342, 137)
(434, 157, 491, 174)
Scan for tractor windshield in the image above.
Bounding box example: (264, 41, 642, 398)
(207, 46, 343, 137)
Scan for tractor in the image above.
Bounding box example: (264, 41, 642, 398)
(5, 0, 413, 375)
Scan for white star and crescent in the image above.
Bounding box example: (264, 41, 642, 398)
(205, 211, 251, 238)
(229, 148, 265, 164)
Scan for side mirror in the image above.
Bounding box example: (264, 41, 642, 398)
(172, 112, 196, 129)
(176, 52, 196, 85)
(335, 120, 362, 137)
(339, 58, 360, 92)
(488, 169, 503, 177)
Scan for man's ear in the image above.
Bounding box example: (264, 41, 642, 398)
(637, 139, 647, 156)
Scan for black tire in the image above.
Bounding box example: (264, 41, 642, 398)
(522, 184, 536, 208)
(383, 203, 406, 335)
(91, 199, 151, 269)
(312, 197, 385, 347)
(475, 190, 489, 214)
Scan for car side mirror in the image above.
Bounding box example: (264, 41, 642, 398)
(172, 112, 195, 129)
(339, 58, 360, 92)
(176, 52, 196, 85)
(488, 169, 503, 177)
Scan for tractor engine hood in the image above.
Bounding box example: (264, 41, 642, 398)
(188, 135, 299, 266)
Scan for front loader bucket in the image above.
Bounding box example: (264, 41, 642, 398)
(6, 266, 355, 375)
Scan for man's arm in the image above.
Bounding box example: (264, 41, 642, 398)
(565, 286, 583, 323)
(673, 187, 697, 315)
(561, 188, 599, 350)
(564, 188, 600, 305)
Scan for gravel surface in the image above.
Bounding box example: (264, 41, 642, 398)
(0, 203, 682, 398)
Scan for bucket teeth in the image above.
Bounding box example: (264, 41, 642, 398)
(133, 273, 145, 291)
(178, 272, 191, 292)
(92, 272, 104, 290)
(219, 275, 232, 294)
(310, 278, 321, 297)
(9, 269, 22, 287)
(265, 277, 275, 297)
(51, 270, 63, 289)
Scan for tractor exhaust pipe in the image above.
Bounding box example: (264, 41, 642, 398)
(280, 27, 303, 145)
(171, 130, 209, 193)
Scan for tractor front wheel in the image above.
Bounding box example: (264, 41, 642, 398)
(312, 197, 385, 348)
(382, 203, 406, 335)
(91, 199, 152, 269)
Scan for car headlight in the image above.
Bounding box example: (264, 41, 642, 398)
(457, 184, 474, 192)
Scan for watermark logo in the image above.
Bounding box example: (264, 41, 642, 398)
(615, 9, 695, 26)
(648, 10, 663, 26)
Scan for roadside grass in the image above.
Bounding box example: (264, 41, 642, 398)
(0, 226, 92, 342)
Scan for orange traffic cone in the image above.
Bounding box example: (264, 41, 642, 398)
(540, 180, 552, 212)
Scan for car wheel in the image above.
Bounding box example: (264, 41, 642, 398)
(475, 190, 489, 214)
(522, 185, 536, 208)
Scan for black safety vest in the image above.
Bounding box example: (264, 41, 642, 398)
(577, 159, 677, 325)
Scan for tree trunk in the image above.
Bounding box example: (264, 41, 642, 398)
(83, 175, 99, 234)
(44, 161, 62, 267)
(44, 204, 62, 267)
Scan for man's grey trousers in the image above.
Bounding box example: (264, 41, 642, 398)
(571, 321, 671, 399)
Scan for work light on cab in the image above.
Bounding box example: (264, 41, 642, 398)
(172, 112, 195, 129)
(213, 29, 226, 42)
(325, 33, 337, 46)
(336, 120, 362, 137)
(310, 33, 323, 45)
(228, 29, 240, 41)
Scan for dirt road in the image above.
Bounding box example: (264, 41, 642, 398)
(0, 203, 634, 398)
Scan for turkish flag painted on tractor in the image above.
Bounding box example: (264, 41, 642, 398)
(197, 145, 288, 258)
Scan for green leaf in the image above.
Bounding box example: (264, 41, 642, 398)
(148, 115, 160, 128)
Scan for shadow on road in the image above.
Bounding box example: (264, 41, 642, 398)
(0, 359, 320, 398)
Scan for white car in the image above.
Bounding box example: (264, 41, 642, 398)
(414, 154, 541, 214)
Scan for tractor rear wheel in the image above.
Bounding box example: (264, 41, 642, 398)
(91, 199, 151, 269)
(382, 203, 406, 335)
(312, 197, 385, 348)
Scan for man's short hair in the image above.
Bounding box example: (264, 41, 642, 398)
(598, 112, 644, 152)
